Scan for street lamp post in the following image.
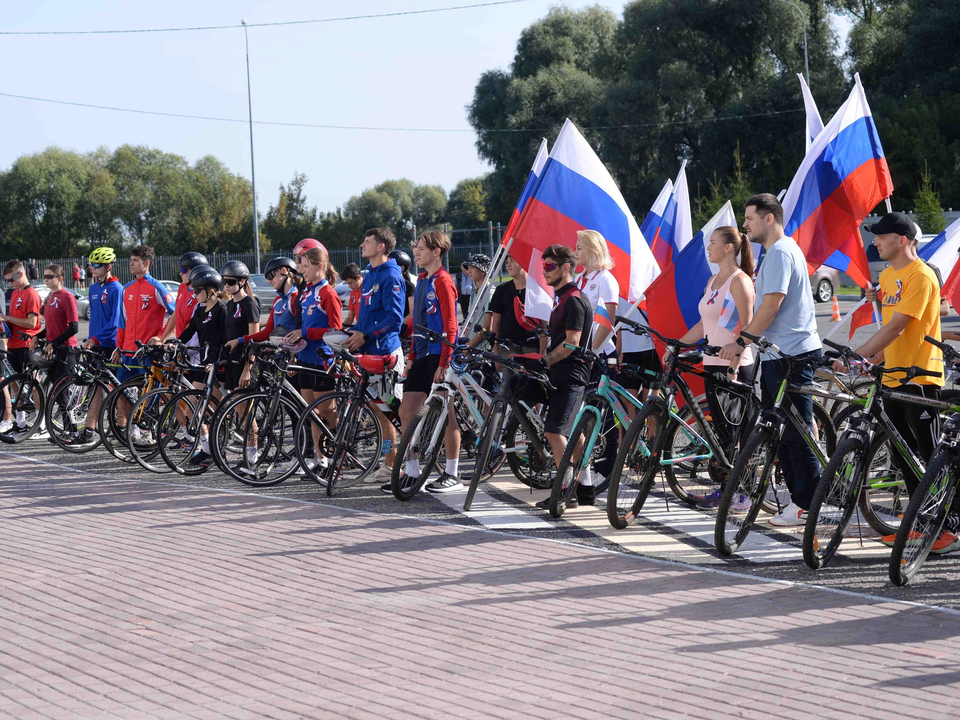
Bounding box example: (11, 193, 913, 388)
(241, 19, 261, 274)
(775, 0, 809, 89)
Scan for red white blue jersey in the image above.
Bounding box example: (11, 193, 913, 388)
(116, 273, 176, 351)
(411, 267, 458, 367)
(299, 280, 343, 365)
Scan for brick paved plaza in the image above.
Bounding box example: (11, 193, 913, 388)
(2, 453, 959, 719)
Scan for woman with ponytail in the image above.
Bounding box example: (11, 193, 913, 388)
(666, 227, 757, 509)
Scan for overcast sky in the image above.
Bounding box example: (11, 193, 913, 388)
(2, 0, 636, 217)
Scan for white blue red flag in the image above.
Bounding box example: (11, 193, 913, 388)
(511, 119, 659, 303)
(648, 162, 693, 270)
(782, 73, 893, 281)
(799, 73, 824, 154)
(919, 215, 960, 282)
(593, 302, 615, 333)
(641, 178, 673, 247)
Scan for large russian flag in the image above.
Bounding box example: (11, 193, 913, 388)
(641, 178, 673, 247)
(511, 119, 659, 303)
(647, 162, 694, 270)
(920, 215, 960, 283)
(782, 73, 893, 279)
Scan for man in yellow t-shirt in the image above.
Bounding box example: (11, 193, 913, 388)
(834, 212, 954, 552)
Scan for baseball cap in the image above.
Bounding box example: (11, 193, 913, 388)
(865, 212, 917, 240)
(463, 254, 491, 273)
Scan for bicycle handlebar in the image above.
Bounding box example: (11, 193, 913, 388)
(926, 334, 959, 363)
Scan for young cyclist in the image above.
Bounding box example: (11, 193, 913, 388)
(35, 264, 79, 389)
(383, 230, 461, 494)
(1, 261, 43, 376)
(159, 252, 208, 343)
(220, 261, 261, 392)
(341, 264, 363, 327)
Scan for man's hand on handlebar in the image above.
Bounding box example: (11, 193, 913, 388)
(343, 330, 366, 352)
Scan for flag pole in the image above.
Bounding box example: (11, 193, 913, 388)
(461, 237, 511, 335)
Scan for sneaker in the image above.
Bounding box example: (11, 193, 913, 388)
(426, 473, 464, 494)
(575, 484, 596, 506)
(768, 502, 807, 527)
(0, 420, 11, 433)
(188, 451, 213, 467)
(534, 496, 579, 510)
(68, 428, 95, 445)
(881, 531, 912, 547)
(931, 531, 960, 555)
(697, 489, 724, 510)
(12, 423, 28, 435)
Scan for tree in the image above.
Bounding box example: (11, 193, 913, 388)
(914, 163, 946, 235)
(261, 172, 317, 253)
(342, 178, 448, 241)
(446, 177, 489, 230)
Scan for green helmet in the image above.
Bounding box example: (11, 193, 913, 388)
(89, 247, 117, 264)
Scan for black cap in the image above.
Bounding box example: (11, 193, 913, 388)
(865, 212, 917, 240)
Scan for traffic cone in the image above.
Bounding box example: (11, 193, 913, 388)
(830, 295, 841, 322)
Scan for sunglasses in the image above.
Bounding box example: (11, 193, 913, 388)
(223, 278, 239, 286)
(43, 275, 57, 280)
(91, 263, 106, 269)
(265, 269, 279, 281)
(542, 261, 561, 272)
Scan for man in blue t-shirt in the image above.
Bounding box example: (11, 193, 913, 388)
(720, 193, 823, 526)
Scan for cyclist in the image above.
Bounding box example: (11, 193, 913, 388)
(463, 254, 493, 346)
(220, 261, 261, 392)
(573, 230, 621, 501)
(34, 264, 79, 389)
(527, 244, 592, 510)
(389, 249, 415, 319)
(343, 228, 406, 477)
(833, 212, 956, 553)
(158, 252, 208, 344)
(488, 254, 545, 356)
(1, 260, 43, 377)
(719, 193, 822, 526)
(670, 226, 756, 509)
(383, 230, 461, 494)
(227, 256, 302, 351)
(341, 263, 363, 327)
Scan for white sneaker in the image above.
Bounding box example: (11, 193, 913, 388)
(0, 419, 13, 433)
(130, 425, 144, 444)
(769, 502, 807, 527)
(426, 473, 464, 494)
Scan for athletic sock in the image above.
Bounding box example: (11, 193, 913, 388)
(200, 435, 210, 455)
(404, 458, 421, 478)
(581, 465, 594, 487)
(445, 458, 459, 477)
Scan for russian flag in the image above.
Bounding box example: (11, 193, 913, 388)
(593, 302, 615, 334)
(511, 119, 660, 303)
(919, 215, 960, 282)
(647, 162, 694, 270)
(849, 300, 881, 340)
(782, 73, 893, 282)
(641, 178, 673, 247)
(718, 295, 741, 333)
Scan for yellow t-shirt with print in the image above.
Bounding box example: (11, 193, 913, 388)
(878, 259, 943, 387)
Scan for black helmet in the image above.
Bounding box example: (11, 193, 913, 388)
(179, 252, 209, 272)
(188, 264, 215, 284)
(190, 268, 223, 291)
(389, 250, 412, 272)
(220, 260, 250, 279)
(264, 257, 297, 277)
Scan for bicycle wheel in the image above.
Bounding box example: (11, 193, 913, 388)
(157, 390, 213, 475)
(44, 375, 106, 453)
(606, 400, 667, 530)
(98, 378, 150, 463)
(803, 436, 867, 569)
(664, 397, 716, 506)
(550, 403, 602, 518)
(0, 373, 46, 443)
(464, 399, 506, 512)
(857, 431, 910, 536)
(391, 396, 446, 501)
(503, 413, 554, 490)
(889, 448, 960, 586)
(715, 427, 778, 555)
(126, 388, 179, 473)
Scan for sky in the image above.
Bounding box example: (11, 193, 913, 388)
(1, 0, 633, 217)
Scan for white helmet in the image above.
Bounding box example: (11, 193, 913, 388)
(324, 330, 352, 355)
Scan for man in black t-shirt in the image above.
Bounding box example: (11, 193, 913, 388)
(489, 255, 545, 354)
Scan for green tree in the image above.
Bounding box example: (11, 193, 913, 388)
(692, 144, 755, 230)
(261, 172, 317, 253)
(446, 177, 489, 229)
(914, 163, 946, 235)
(342, 178, 447, 241)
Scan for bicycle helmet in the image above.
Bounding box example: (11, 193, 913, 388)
(324, 330, 352, 355)
(179, 252, 209, 272)
(188, 264, 215, 284)
(264, 257, 297, 277)
(190, 268, 223, 292)
(293, 238, 325, 256)
(28, 349, 56, 370)
(88, 247, 116, 264)
(389, 250, 412, 273)
(220, 260, 250, 279)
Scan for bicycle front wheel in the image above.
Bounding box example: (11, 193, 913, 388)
(663, 397, 716, 506)
(391, 396, 446, 501)
(857, 429, 910, 536)
(606, 400, 666, 530)
(889, 448, 960, 586)
(715, 427, 778, 556)
(157, 390, 213, 475)
(464, 399, 506, 512)
(550, 403, 602, 519)
(126, 387, 177, 473)
(0, 373, 46, 443)
(803, 436, 866, 569)
(44, 375, 106, 453)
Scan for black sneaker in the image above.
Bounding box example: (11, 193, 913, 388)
(535, 496, 579, 510)
(576, 485, 596, 506)
(380, 482, 394, 494)
(70, 428, 95, 445)
(188, 451, 212, 466)
(12, 423, 28, 435)
(426, 473, 463, 493)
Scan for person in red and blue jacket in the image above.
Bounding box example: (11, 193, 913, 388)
(113, 245, 176, 383)
(382, 230, 462, 496)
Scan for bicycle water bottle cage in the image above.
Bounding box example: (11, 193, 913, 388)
(357, 354, 397, 376)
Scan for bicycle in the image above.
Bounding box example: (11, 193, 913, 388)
(43, 347, 116, 453)
(0, 335, 54, 444)
(714, 331, 838, 555)
(461, 343, 554, 511)
(803, 337, 948, 569)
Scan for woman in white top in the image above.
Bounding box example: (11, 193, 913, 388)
(573, 229, 620, 499)
(668, 227, 756, 508)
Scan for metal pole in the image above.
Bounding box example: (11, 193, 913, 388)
(242, 20, 261, 274)
(775, 0, 809, 88)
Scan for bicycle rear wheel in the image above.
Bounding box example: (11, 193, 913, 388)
(803, 436, 866, 569)
(889, 448, 959, 586)
(550, 403, 602, 518)
(98, 378, 151, 463)
(158, 390, 212, 475)
(857, 429, 910, 536)
(126, 388, 177, 473)
(44, 375, 105, 453)
(0, 373, 46, 443)
(606, 401, 666, 530)
(464, 399, 506, 512)
(391, 396, 446, 501)
(663, 397, 716, 506)
(715, 427, 777, 556)
(503, 413, 553, 490)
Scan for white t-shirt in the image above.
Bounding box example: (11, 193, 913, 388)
(618, 297, 655, 353)
(576, 268, 618, 356)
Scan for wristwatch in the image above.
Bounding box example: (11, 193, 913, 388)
(736, 337, 747, 348)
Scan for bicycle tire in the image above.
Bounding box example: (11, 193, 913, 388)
(856, 429, 910, 536)
(802, 436, 867, 569)
(0, 373, 46, 443)
(464, 399, 506, 512)
(715, 426, 778, 556)
(503, 413, 553, 490)
(44, 375, 106, 453)
(663, 397, 717, 506)
(98, 377, 156, 463)
(889, 447, 959, 586)
(319, 393, 383, 495)
(550, 403, 601, 519)
(391, 396, 446, 501)
(605, 400, 667, 530)
(157, 390, 213, 475)
(125, 387, 177, 473)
